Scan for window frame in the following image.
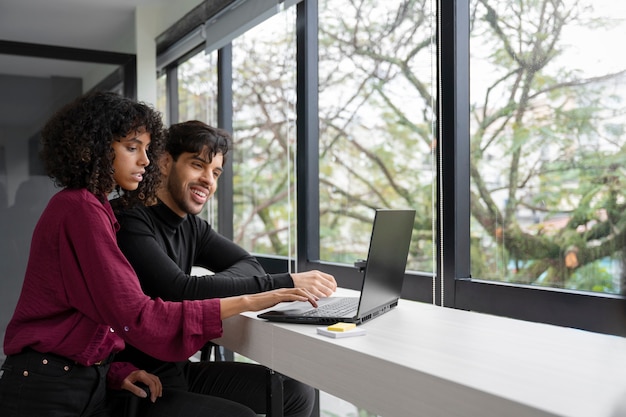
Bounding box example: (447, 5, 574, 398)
(0, 40, 137, 97)
(156, 0, 626, 337)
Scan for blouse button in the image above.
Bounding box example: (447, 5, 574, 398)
(64, 365, 70, 371)
(124, 326, 129, 332)
(42, 359, 48, 365)
(23, 370, 28, 377)
(109, 327, 115, 333)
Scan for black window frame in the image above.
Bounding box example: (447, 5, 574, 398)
(156, 0, 626, 337)
(0, 40, 137, 98)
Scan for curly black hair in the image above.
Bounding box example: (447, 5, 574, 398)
(40, 91, 166, 208)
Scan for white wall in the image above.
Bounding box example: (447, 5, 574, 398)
(135, 0, 204, 105)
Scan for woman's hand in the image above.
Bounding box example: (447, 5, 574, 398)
(220, 288, 318, 319)
(120, 369, 162, 403)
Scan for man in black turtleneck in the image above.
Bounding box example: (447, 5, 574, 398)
(109, 120, 336, 417)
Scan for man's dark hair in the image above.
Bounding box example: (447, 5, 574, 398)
(40, 91, 165, 207)
(166, 120, 231, 163)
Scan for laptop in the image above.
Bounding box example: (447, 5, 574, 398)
(258, 209, 415, 325)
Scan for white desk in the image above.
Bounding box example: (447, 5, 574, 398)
(214, 289, 626, 417)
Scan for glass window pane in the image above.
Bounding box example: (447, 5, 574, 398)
(175, 50, 219, 223)
(231, 8, 296, 257)
(318, 0, 436, 272)
(156, 72, 168, 124)
(469, 0, 626, 294)
(177, 51, 218, 125)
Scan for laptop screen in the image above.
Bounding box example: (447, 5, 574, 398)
(356, 209, 415, 317)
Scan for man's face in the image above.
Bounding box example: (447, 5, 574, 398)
(159, 149, 224, 217)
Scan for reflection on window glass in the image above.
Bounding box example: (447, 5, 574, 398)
(156, 72, 167, 124)
(231, 8, 296, 257)
(175, 50, 219, 224)
(177, 51, 218, 125)
(318, 0, 436, 272)
(470, 0, 626, 294)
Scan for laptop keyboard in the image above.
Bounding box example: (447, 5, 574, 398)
(300, 298, 358, 317)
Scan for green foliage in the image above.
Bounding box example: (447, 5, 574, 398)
(566, 260, 616, 292)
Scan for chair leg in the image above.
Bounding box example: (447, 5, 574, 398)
(266, 368, 284, 417)
(200, 342, 213, 362)
(200, 342, 234, 362)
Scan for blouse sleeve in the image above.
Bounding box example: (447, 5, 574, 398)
(57, 195, 222, 362)
(106, 361, 139, 390)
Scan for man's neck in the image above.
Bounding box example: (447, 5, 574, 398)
(156, 190, 186, 218)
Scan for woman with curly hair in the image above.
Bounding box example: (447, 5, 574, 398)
(0, 91, 317, 417)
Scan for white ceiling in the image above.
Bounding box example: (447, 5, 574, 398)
(1, 0, 156, 51)
(0, 0, 174, 128)
(0, 0, 166, 78)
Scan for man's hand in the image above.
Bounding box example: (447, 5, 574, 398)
(291, 270, 337, 298)
(120, 369, 162, 403)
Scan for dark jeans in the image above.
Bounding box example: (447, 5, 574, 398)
(0, 350, 111, 417)
(108, 361, 315, 417)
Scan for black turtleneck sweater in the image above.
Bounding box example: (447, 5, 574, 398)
(114, 200, 294, 302)
(112, 200, 294, 371)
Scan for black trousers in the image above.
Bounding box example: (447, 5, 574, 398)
(0, 349, 112, 417)
(108, 361, 315, 417)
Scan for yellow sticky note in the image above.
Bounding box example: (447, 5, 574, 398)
(327, 322, 357, 332)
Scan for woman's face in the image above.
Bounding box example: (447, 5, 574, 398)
(112, 129, 151, 191)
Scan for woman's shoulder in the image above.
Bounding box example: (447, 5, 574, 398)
(47, 188, 107, 214)
(52, 188, 99, 202)
(37, 189, 111, 233)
